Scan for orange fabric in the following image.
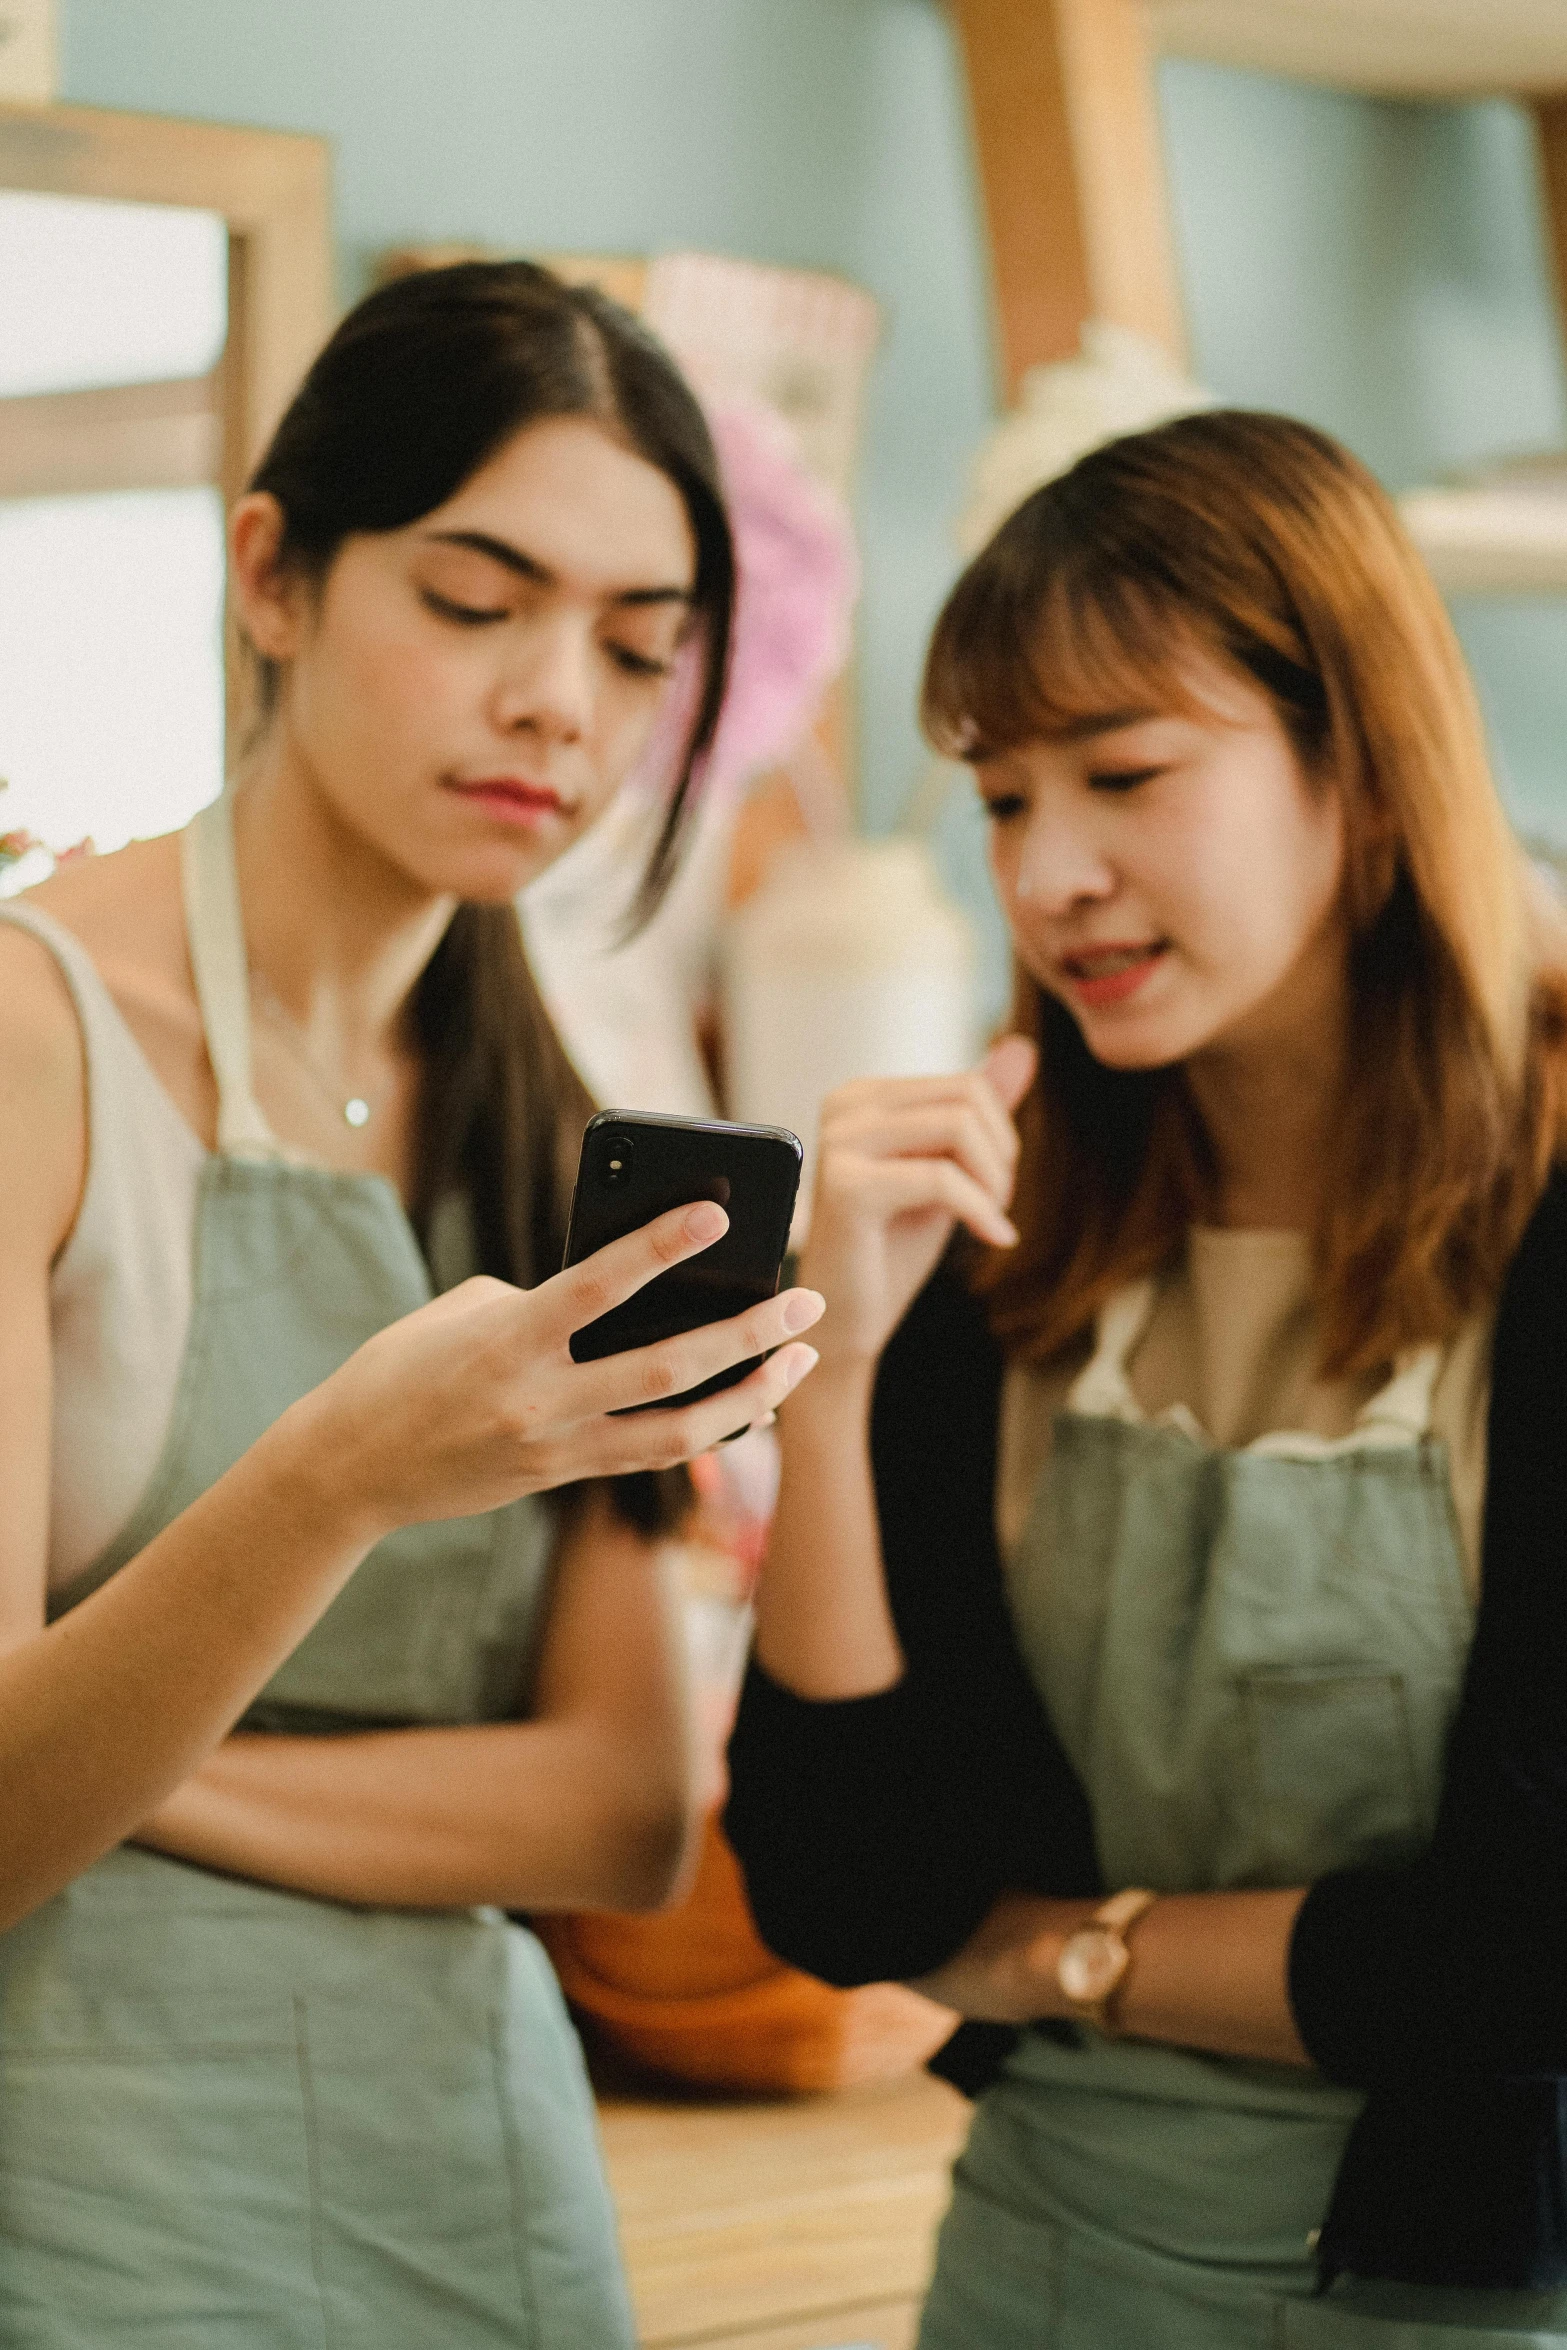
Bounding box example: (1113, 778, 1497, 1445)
(538, 1814, 954, 2095)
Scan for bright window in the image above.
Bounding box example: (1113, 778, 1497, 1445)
(0, 191, 229, 863)
(0, 488, 226, 856)
(0, 189, 227, 397)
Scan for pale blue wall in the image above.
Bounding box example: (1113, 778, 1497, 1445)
(58, 0, 996, 849)
(1159, 61, 1567, 849)
(59, 3, 1567, 963)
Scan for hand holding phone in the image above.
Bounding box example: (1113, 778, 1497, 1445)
(563, 1110, 804, 1413)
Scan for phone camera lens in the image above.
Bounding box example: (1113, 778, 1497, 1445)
(602, 1133, 635, 1187)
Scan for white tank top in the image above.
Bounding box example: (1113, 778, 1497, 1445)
(0, 899, 206, 1592)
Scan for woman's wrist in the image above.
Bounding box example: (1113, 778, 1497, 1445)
(781, 1348, 876, 1411)
(771, 1351, 878, 1463)
(905, 1895, 1098, 2025)
(252, 1389, 395, 1555)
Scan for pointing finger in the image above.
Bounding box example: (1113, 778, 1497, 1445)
(536, 1200, 729, 1347)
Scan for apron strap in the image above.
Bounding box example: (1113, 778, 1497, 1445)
(1354, 1343, 1443, 1442)
(1065, 1281, 1160, 1422)
(180, 793, 282, 1160)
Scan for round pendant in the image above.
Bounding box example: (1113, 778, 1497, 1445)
(344, 1097, 371, 1129)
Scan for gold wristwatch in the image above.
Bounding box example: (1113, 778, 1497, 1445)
(1055, 1889, 1158, 2035)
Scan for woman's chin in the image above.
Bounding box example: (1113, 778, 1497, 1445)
(1070, 1003, 1209, 1073)
(398, 831, 579, 909)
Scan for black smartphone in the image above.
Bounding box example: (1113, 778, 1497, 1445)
(562, 1109, 804, 1411)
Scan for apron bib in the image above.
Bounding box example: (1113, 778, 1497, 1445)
(920, 1280, 1567, 2348)
(0, 796, 634, 2348)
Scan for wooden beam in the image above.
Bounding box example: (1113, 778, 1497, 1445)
(946, 0, 1184, 401)
(0, 374, 219, 500)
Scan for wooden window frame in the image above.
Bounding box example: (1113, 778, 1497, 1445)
(0, 100, 331, 751)
(0, 101, 331, 510)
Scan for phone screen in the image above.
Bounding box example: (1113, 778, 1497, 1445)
(562, 1110, 803, 1408)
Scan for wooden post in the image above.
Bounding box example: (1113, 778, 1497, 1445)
(1531, 96, 1567, 351)
(946, 0, 1185, 401)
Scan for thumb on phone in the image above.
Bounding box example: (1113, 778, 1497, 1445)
(982, 1032, 1037, 1112)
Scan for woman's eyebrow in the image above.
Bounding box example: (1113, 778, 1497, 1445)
(1062, 708, 1159, 742)
(421, 528, 693, 607)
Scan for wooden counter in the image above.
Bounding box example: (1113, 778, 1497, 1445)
(599, 2068, 968, 2350)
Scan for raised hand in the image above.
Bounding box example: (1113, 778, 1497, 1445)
(799, 1034, 1037, 1371)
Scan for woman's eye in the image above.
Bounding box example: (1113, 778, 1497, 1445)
(420, 589, 509, 626)
(1087, 765, 1163, 794)
(606, 643, 673, 680)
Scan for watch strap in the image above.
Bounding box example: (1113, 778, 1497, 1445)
(1094, 1887, 1158, 1940)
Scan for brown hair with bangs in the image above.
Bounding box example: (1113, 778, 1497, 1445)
(922, 409, 1567, 1374)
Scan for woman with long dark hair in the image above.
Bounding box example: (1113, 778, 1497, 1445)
(728, 410, 1567, 2343)
(0, 260, 821, 2344)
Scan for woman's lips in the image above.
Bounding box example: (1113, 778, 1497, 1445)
(445, 776, 572, 830)
(1057, 942, 1169, 1008)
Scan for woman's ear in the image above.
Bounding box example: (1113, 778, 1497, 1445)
(229, 493, 305, 664)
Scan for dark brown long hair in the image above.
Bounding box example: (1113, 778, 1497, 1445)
(245, 261, 738, 1524)
(922, 410, 1567, 1374)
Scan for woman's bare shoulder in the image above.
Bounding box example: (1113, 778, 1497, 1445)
(26, 832, 185, 975)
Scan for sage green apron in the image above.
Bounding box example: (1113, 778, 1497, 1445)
(918, 1278, 1567, 2348)
(0, 797, 635, 2348)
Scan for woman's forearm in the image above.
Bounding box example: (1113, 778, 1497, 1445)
(135, 1713, 696, 1915)
(909, 1887, 1310, 2067)
(751, 1365, 906, 1699)
(0, 1403, 380, 1931)
(136, 1492, 701, 1916)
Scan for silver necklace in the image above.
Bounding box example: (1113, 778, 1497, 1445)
(249, 965, 382, 1130)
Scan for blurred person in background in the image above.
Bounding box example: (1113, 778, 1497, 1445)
(0, 259, 821, 2347)
(730, 410, 1567, 2346)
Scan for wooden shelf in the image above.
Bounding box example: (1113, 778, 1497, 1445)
(1144, 0, 1567, 100)
(1400, 473, 1567, 593)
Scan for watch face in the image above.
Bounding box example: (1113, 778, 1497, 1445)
(1059, 1929, 1123, 2007)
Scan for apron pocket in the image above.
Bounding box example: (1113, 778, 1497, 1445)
(293, 1991, 536, 2341)
(1240, 1670, 1423, 1881)
(923, 2164, 1290, 2350)
(0, 1997, 326, 2346)
(293, 1949, 634, 2350)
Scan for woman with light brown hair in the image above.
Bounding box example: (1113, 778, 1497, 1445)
(727, 410, 1567, 2343)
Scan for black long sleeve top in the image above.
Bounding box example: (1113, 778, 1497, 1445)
(725, 1173, 1567, 2290)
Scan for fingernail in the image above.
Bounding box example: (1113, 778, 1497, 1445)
(993, 1218, 1019, 1247)
(784, 1345, 820, 1388)
(684, 1201, 727, 1243)
(781, 1288, 824, 1334)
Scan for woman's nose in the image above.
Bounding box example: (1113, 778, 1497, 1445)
(1013, 802, 1116, 914)
(491, 615, 595, 744)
